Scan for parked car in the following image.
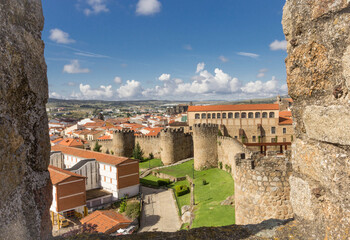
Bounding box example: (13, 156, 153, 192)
(60, 219, 69, 228)
(115, 225, 136, 235)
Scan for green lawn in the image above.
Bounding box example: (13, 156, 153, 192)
(140, 162, 235, 228)
(157, 159, 196, 177)
(191, 168, 235, 228)
(139, 174, 161, 187)
(139, 158, 163, 169)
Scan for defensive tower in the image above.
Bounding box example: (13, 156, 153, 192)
(112, 130, 135, 157)
(193, 123, 218, 170)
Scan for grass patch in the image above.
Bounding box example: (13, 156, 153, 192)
(168, 180, 191, 215)
(139, 158, 163, 169)
(139, 174, 161, 187)
(157, 159, 195, 177)
(191, 168, 235, 228)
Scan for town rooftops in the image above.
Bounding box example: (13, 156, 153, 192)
(51, 145, 134, 166)
(58, 138, 84, 147)
(279, 111, 293, 125)
(49, 165, 86, 185)
(80, 210, 132, 234)
(188, 104, 280, 112)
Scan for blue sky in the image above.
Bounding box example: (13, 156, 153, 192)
(43, 0, 288, 101)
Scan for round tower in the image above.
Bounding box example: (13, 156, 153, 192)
(193, 123, 218, 170)
(234, 154, 293, 225)
(112, 130, 135, 157)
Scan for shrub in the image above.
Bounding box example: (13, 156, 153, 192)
(119, 201, 127, 213)
(132, 142, 144, 160)
(105, 149, 110, 154)
(93, 141, 102, 152)
(125, 202, 140, 219)
(218, 130, 223, 136)
(149, 152, 154, 160)
(202, 179, 208, 185)
(140, 178, 158, 186)
(157, 178, 170, 186)
(218, 162, 223, 169)
(110, 150, 114, 155)
(175, 185, 190, 197)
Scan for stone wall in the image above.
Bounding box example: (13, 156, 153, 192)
(234, 153, 293, 225)
(282, 1, 350, 238)
(193, 124, 219, 170)
(112, 130, 135, 157)
(136, 135, 161, 159)
(217, 136, 251, 176)
(0, 0, 52, 239)
(160, 128, 193, 165)
(90, 139, 114, 154)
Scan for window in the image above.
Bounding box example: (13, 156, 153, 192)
(104, 165, 106, 170)
(271, 127, 276, 134)
(269, 112, 275, 118)
(201, 113, 206, 119)
(234, 136, 238, 139)
(283, 128, 286, 134)
(255, 112, 260, 118)
(241, 112, 247, 118)
(104, 176, 106, 182)
(195, 114, 200, 119)
(228, 112, 233, 118)
(271, 138, 276, 143)
(262, 112, 268, 118)
(222, 113, 226, 119)
(248, 112, 253, 118)
(252, 136, 256, 142)
(110, 166, 112, 172)
(235, 112, 240, 118)
(110, 178, 112, 184)
(207, 114, 211, 119)
(189, 126, 192, 130)
(212, 113, 216, 119)
(217, 113, 221, 119)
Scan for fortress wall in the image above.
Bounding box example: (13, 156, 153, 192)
(160, 128, 193, 165)
(136, 136, 161, 159)
(113, 130, 135, 157)
(217, 136, 251, 176)
(193, 124, 218, 170)
(234, 154, 293, 225)
(92, 139, 114, 154)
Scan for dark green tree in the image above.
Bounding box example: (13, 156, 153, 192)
(132, 142, 144, 160)
(93, 141, 102, 152)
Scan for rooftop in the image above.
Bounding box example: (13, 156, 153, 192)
(188, 104, 279, 112)
(51, 145, 135, 166)
(48, 165, 86, 185)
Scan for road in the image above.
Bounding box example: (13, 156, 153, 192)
(139, 186, 181, 232)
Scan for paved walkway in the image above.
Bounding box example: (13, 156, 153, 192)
(139, 186, 181, 232)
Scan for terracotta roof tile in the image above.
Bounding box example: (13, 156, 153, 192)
(188, 104, 279, 112)
(80, 210, 131, 234)
(49, 165, 85, 185)
(279, 111, 292, 117)
(58, 138, 84, 147)
(279, 116, 293, 125)
(51, 145, 135, 166)
(98, 135, 111, 140)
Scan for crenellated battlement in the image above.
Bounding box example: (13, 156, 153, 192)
(135, 135, 160, 139)
(161, 127, 185, 133)
(193, 123, 218, 128)
(114, 129, 135, 134)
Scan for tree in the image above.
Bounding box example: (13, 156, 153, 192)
(132, 142, 144, 160)
(93, 141, 102, 152)
(106, 149, 110, 154)
(218, 129, 223, 136)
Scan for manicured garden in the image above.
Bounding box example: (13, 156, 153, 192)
(140, 160, 235, 228)
(139, 158, 163, 169)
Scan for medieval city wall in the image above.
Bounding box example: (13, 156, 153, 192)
(136, 136, 162, 159)
(91, 139, 114, 154)
(234, 153, 293, 225)
(217, 136, 251, 176)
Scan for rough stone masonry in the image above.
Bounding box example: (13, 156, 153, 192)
(282, 0, 350, 238)
(0, 0, 52, 239)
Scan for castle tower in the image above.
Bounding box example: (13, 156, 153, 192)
(160, 128, 193, 165)
(234, 153, 293, 225)
(193, 123, 218, 170)
(112, 130, 135, 157)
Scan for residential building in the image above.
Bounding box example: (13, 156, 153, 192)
(49, 165, 87, 217)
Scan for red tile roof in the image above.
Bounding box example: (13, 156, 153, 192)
(279, 117, 293, 125)
(188, 104, 279, 112)
(279, 111, 292, 117)
(145, 127, 163, 137)
(80, 210, 131, 234)
(51, 138, 63, 144)
(58, 138, 84, 147)
(51, 145, 134, 166)
(98, 135, 111, 140)
(49, 165, 86, 185)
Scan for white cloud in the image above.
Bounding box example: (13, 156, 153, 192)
(49, 92, 62, 99)
(241, 76, 280, 97)
(79, 83, 113, 99)
(63, 60, 90, 74)
(219, 55, 229, 63)
(270, 40, 287, 51)
(114, 76, 122, 84)
(183, 44, 192, 51)
(136, 0, 161, 16)
(49, 29, 75, 44)
(158, 73, 171, 81)
(256, 68, 268, 78)
(237, 52, 259, 58)
(280, 84, 288, 93)
(117, 80, 143, 98)
(84, 0, 109, 16)
(196, 62, 205, 73)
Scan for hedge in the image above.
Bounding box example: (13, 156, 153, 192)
(157, 178, 171, 186)
(175, 185, 190, 197)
